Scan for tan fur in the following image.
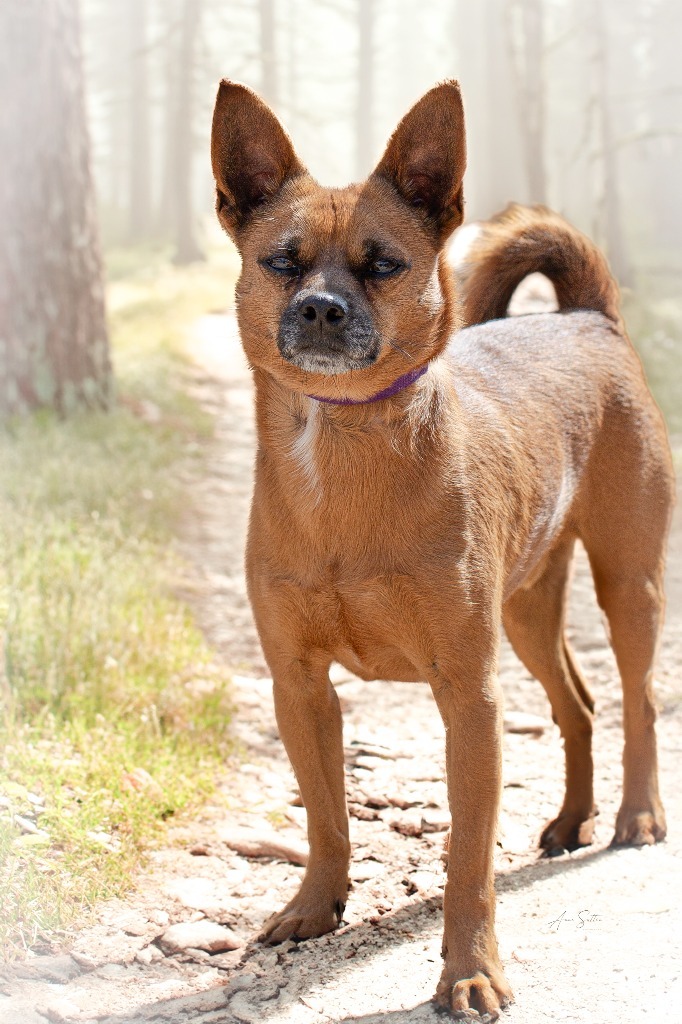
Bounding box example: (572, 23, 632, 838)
(458, 202, 623, 330)
(211, 80, 674, 1020)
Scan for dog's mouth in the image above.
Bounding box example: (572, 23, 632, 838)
(277, 323, 381, 376)
(278, 342, 379, 376)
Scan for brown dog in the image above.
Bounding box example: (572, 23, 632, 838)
(210, 80, 673, 1019)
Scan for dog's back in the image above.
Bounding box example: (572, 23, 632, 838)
(447, 206, 673, 590)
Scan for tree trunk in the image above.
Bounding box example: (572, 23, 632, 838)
(259, 0, 278, 108)
(156, 0, 180, 239)
(0, 0, 112, 417)
(286, 0, 298, 135)
(645, 0, 682, 254)
(511, 0, 547, 203)
(593, 0, 633, 287)
(128, 0, 152, 241)
(453, 0, 528, 219)
(355, 0, 374, 180)
(172, 0, 203, 264)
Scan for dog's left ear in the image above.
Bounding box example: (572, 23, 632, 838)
(211, 80, 306, 237)
(373, 81, 466, 241)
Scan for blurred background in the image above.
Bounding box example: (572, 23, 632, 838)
(87, 0, 682, 290)
(1, 0, 681, 959)
(3, 0, 682, 422)
(86, 0, 682, 284)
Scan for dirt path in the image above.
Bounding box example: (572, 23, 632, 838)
(2, 311, 681, 1024)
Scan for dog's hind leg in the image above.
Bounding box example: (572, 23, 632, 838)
(563, 635, 595, 713)
(503, 537, 596, 854)
(580, 517, 670, 845)
(578, 414, 673, 847)
(589, 563, 667, 845)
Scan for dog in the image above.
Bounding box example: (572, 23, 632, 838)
(210, 80, 673, 1019)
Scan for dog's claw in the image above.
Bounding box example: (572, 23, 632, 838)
(611, 806, 666, 847)
(436, 962, 509, 1019)
(541, 844, 567, 859)
(258, 887, 346, 945)
(435, 965, 512, 1022)
(539, 809, 595, 853)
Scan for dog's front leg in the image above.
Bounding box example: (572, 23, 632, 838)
(258, 655, 350, 944)
(429, 653, 513, 1020)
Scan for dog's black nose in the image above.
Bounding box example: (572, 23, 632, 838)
(295, 292, 348, 327)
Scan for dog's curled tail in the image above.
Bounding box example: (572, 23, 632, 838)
(457, 203, 622, 330)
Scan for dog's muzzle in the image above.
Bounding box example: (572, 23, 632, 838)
(277, 290, 379, 375)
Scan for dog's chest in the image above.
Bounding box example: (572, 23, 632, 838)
(284, 399, 415, 514)
(300, 571, 437, 683)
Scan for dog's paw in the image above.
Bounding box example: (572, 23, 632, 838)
(258, 892, 345, 945)
(435, 965, 512, 1021)
(539, 808, 596, 856)
(612, 803, 666, 847)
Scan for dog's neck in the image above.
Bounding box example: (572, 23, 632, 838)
(251, 364, 458, 554)
(305, 364, 429, 407)
(253, 364, 441, 436)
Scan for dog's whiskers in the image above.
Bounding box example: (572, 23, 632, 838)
(387, 339, 414, 363)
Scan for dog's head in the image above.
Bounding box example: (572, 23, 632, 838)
(211, 81, 466, 400)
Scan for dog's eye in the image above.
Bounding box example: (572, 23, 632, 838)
(265, 255, 299, 273)
(369, 257, 402, 277)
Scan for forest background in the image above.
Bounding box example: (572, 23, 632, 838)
(88, 0, 682, 430)
(0, 0, 680, 958)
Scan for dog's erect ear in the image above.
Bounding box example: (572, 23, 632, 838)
(373, 81, 467, 240)
(211, 80, 305, 236)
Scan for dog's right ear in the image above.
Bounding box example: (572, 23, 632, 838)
(211, 80, 305, 237)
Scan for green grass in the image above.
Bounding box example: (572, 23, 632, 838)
(0, 244, 240, 958)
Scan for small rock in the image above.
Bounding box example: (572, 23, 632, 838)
(217, 826, 308, 866)
(225, 971, 258, 995)
(184, 947, 211, 960)
(348, 803, 380, 821)
(121, 767, 164, 801)
(503, 711, 547, 736)
(14, 815, 42, 835)
(421, 810, 450, 833)
(158, 920, 241, 955)
(355, 788, 390, 809)
(389, 811, 424, 837)
(387, 794, 422, 809)
(350, 860, 384, 882)
(114, 908, 149, 936)
(10, 956, 82, 984)
(85, 830, 113, 848)
(13, 832, 50, 848)
(0, 1007, 47, 1024)
(403, 870, 442, 894)
(211, 948, 244, 970)
(70, 952, 99, 970)
(147, 909, 170, 927)
(164, 877, 223, 913)
(95, 963, 128, 978)
(43, 996, 84, 1022)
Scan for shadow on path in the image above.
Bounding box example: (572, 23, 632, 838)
(100, 841, 626, 1024)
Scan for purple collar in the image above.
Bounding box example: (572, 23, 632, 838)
(306, 363, 428, 406)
